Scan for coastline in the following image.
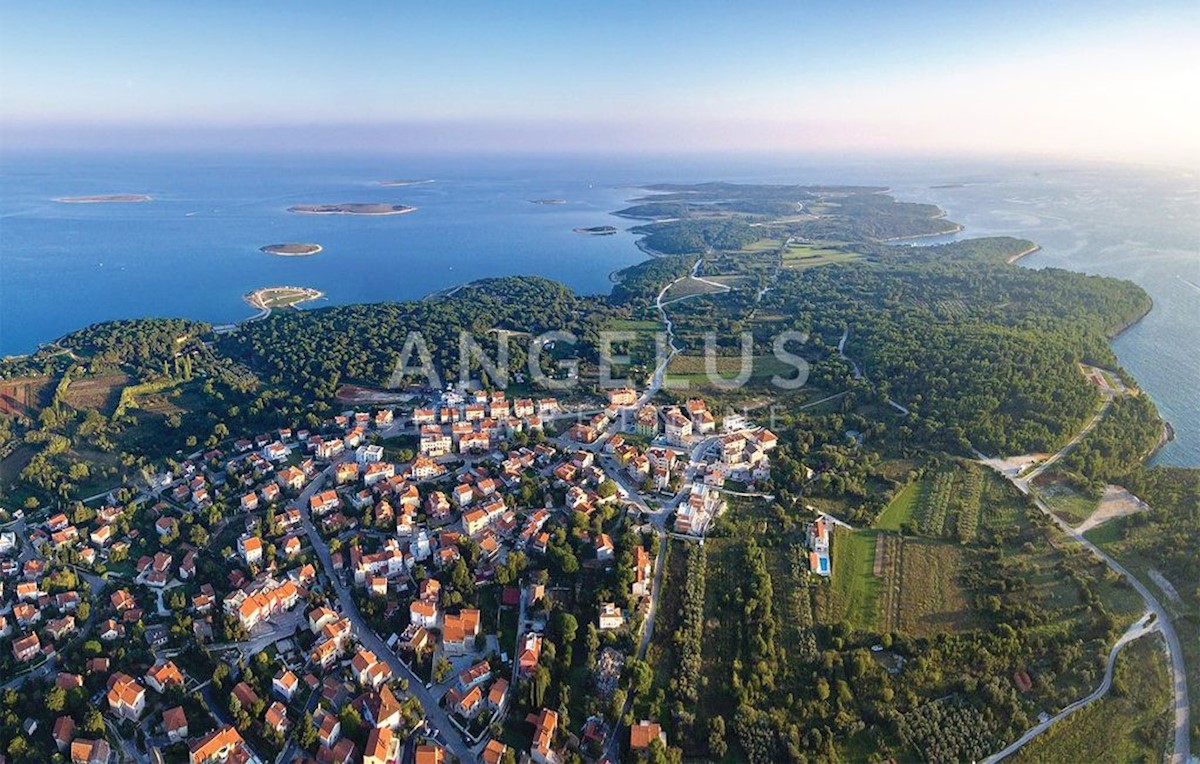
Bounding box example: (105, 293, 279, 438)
(243, 286, 324, 311)
(877, 221, 965, 242)
(1006, 243, 1042, 264)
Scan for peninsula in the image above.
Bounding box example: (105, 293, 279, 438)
(54, 194, 152, 203)
(259, 242, 323, 257)
(288, 203, 415, 216)
(244, 285, 323, 310)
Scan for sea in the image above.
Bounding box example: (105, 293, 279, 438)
(1, 152, 1196, 465)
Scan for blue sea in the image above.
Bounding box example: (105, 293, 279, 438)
(1, 152, 1196, 465)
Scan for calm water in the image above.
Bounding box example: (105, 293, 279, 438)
(1, 152, 1196, 464)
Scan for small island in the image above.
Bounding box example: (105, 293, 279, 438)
(54, 194, 152, 204)
(245, 286, 324, 310)
(260, 242, 323, 257)
(530, 198, 567, 205)
(288, 203, 416, 216)
(377, 179, 433, 187)
(573, 225, 618, 236)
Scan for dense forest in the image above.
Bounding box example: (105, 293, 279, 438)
(60, 318, 210, 375)
(752, 240, 1150, 455)
(219, 276, 602, 399)
(1052, 394, 1164, 494)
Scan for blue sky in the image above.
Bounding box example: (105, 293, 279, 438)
(2, 1, 1197, 160)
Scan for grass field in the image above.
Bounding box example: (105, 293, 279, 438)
(782, 242, 862, 270)
(602, 318, 664, 333)
(818, 527, 880, 630)
(662, 276, 729, 302)
(1034, 478, 1101, 525)
(1011, 634, 1172, 764)
(874, 481, 919, 530)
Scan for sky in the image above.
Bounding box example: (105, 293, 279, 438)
(1, 1, 1198, 163)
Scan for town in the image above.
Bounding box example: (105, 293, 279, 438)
(0, 382, 810, 764)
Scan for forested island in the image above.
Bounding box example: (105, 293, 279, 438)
(2, 181, 1193, 764)
(287, 203, 415, 215)
(574, 225, 618, 235)
(259, 242, 322, 256)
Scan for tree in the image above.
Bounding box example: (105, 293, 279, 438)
(46, 686, 66, 713)
(554, 612, 578, 646)
(708, 715, 728, 758)
(433, 657, 453, 684)
(528, 665, 551, 708)
(82, 708, 105, 735)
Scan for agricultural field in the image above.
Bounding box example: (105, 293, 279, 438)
(0, 375, 53, 418)
(664, 353, 795, 388)
(699, 538, 747, 720)
(869, 531, 982, 636)
(1010, 634, 1172, 764)
(60, 372, 129, 414)
(895, 539, 982, 636)
(882, 462, 987, 541)
(781, 242, 863, 270)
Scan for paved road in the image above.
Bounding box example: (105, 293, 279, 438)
(295, 467, 473, 763)
(982, 613, 1157, 763)
(1023, 396, 1113, 484)
(984, 401, 1191, 764)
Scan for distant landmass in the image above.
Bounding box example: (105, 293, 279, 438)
(54, 194, 152, 203)
(288, 203, 416, 216)
(574, 225, 618, 236)
(260, 243, 323, 256)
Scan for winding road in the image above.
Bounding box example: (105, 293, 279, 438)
(982, 613, 1158, 763)
(983, 399, 1191, 764)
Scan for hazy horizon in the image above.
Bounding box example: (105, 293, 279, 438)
(2, 1, 1198, 165)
